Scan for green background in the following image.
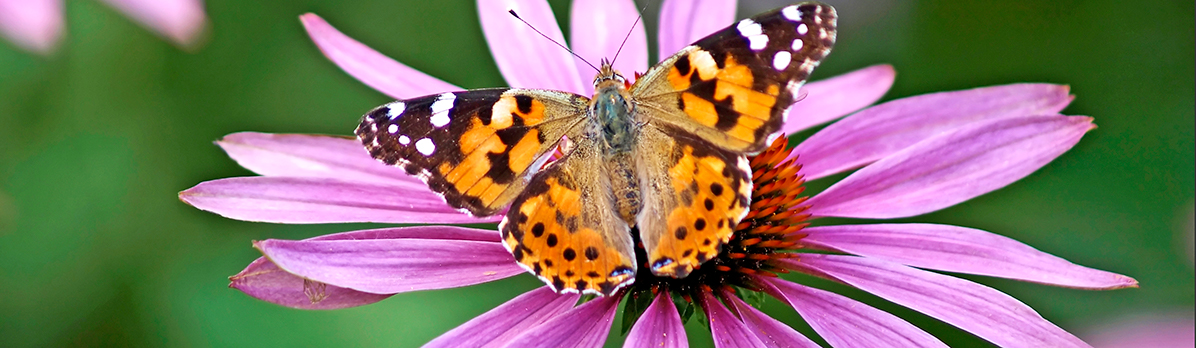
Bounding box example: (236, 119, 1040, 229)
(0, 0, 1192, 347)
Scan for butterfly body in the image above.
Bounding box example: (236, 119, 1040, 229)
(356, 2, 836, 296)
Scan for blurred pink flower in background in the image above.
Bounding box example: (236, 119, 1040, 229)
(0, 0, 206, 54)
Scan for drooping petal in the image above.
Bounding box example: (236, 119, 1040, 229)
(98, 0, 206, 46)
(699, 291, 767, 348)
(217, 132, 421, 186)
(794, 84, 1075, 180)
(229, 257, 392, 310)
(505, 294, 620, 348)
(807, 115, 1094, 219)
(723, 293, 820, 348)
(783, 255, 1090, 348)
(478, 0, 586, 94)
(180, 176, 498, 224)
(801, 224, 1138, 289)
(782, 65, 896, 134)
(657, 0, 736, 60)
(569, 0, 647, 95)
(425, 286, 580, 348)
(624, 292, 687, 348)
(299, 13, 459, 99)
(255, 226, 522, 295)
(0, 0, 62, 54)
(758, 277, 947, 348)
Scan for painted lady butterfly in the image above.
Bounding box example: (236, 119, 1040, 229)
(356, 2, 836, 296)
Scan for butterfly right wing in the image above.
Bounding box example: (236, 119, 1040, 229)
(356, 89, 588, 216)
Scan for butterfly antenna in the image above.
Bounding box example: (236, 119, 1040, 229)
(508, 10, 599, 73)
(610, 0, 652, 67)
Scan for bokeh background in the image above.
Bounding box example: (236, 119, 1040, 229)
(1, 0, 1192, 347)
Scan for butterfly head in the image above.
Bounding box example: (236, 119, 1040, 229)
(591, 59, 637, 154)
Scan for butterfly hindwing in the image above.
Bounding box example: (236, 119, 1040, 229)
(636, 126, 753, 278)
(499, 135, 638, 296)
(357, 89, 588, 216)
(632, 2, 837, 153)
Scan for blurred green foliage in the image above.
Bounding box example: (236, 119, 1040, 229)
(0, 0, 1191, 347)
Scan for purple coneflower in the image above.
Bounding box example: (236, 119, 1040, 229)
(0, 0, 206, 54)
(180, 0, 1137, 346)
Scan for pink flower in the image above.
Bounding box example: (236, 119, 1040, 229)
(180, 0, 1138, 346)
(0, 0, 206, 54)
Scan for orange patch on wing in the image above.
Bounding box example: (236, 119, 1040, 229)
(651, 146, 743, 278)
(493, 95, 548, 128)
(681, 93, 719, 127)
(507, 129, 542, 174)
(447, 135, 504, 193)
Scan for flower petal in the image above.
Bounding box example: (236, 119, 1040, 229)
(657, 0, 736, 60)
(255, 226, 522, 294)
(0, 0, 62, 54)
(783, 255, 1090, 348)
(505, 294, 620, 348)
(299, 13, 459, 99)
(229, 257, 392, 310)
(782, 65, 896, 134)
(98, 0, 206, 46)
(794, 84, 1075, 180)
(801, 223, 1138, 289)
(478, 0, 586, 94)
(425, 286, 580, 348)
(723, 293, 820, 348)
(807, 115, 1094, 219)
(759, 277, 947, 348)
(179, 176, 498, 224)
(624, 292, 687, 348)
(217, 132, 421, 186)
(569, 0, 647, 95)
(699, 291, 768, 348)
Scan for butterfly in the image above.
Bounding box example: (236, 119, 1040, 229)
(356, 2, 836, 296)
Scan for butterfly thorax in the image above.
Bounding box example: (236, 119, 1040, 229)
(589, 62, 641, 224)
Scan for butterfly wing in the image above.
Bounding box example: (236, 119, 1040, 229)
(631, 3, 837, 153)
(357, 89, 588, 216)
(500, 135, 638, 296)
(636, 126, 753, 278)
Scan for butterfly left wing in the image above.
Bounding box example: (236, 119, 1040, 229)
(631, 2, 837, 153)
(356, 89, 588, 216)
(636, 125, 753, 278)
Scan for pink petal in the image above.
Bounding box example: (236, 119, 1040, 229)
(657, 0, 736, 60)
(624, 292, 687, 348)
(229, 257, 391, 310)
(794, 84, 1075, 180)
(98, 0, 206, 46)
(801, 224, 1138, 289)
(299, 13, 459, 99)
(699, 291, 767, 348)
(0, 0, 62, 54)
(569, 0, 648, 95)
(783, 65, 896, 134)
(723, 293, 820, 348)
(1082, 313, 1195, 348)
(807, 115, 1094, 219)
(426, 286, 580, 348)
(759, 277, 947, 348)
(255, 226, 522, 294)
(783, 254, 1090, 348)
(506, 295, 620, 348)
(217, 132, 422, 187)
(179, 176, 498, 224)
(478, 0, 586, 94)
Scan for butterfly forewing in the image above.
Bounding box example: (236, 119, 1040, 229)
(356, 89, 588, 216)
(631, 2, 837, 153)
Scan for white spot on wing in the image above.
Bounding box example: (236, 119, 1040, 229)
(782, 6, 802, 21)
(386, 102, 406, 118)
(737, 19, 768, 51)
(772, 51, 792, 70)
(792, 38, 804, 51)
(430, 112, 450, 128)
(387, 124, 399, 133)
(398, 135, 410, 145)
(415, 138, 435, 156)
(430, 92, 455, 115)
(797, 23, 809, 36)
